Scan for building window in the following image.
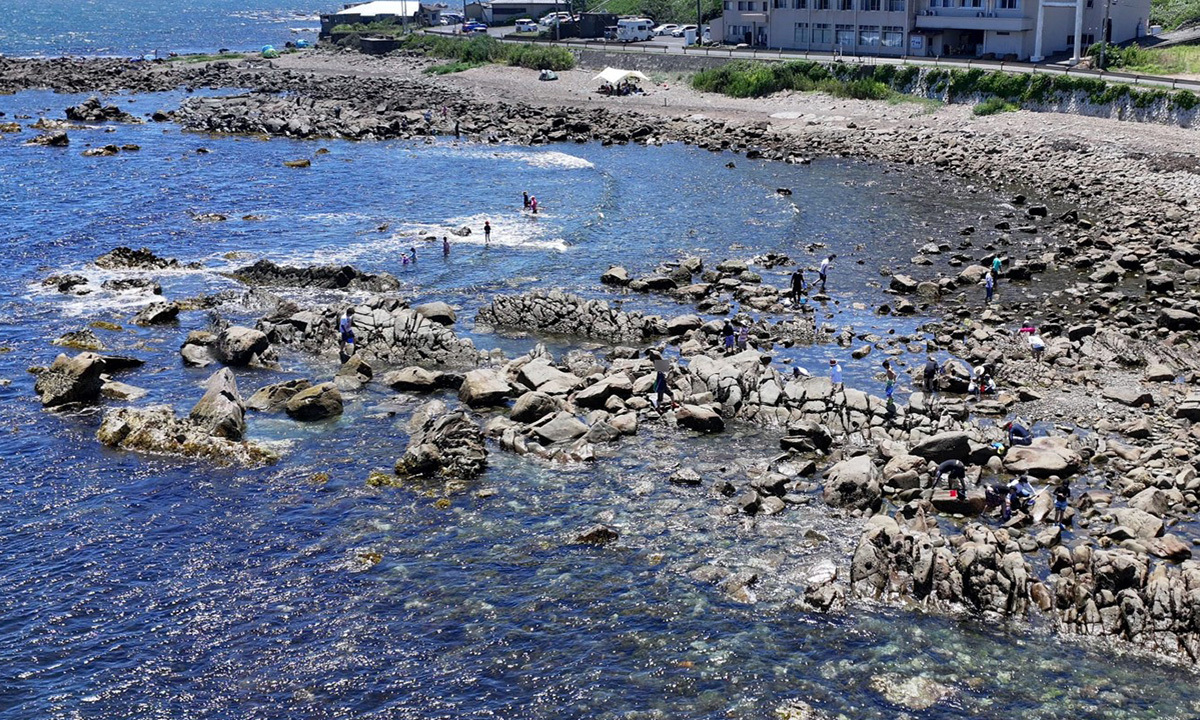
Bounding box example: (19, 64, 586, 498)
(794, 22, 809, 43)
(887, 0, 905, 9)
(1067, 33, 1095, 45)
(861, 0, 881, 9)
(835, 23, 854, 45)
(793, 0, 807, 8)
(965, 0, 981, 7)
(858, 25, 880, 45)
(997, 0, 1017, 8)
(812, 22, 832, 42)
(737, 1, 746, 9)
(882, 25, 903, 46)
(774, 0, 786, 8)
(837, 0, 852, 8)
(724, 1, 732, 8)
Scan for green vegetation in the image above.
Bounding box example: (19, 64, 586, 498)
(331, 19, 408, 37)
(1084, 42, 1158, 70)
(403, 34, 575, 70)
(425, 60, 487, 74)
(691, 60, 899, 99)
(972, 96, 1019, 115)
(602, 0, 723, 24)
(690, 58, 1200, 116)
(1151, 0, 1200, 30)
(167, 52, 245, 63)
(1111, 44, 1200, 75)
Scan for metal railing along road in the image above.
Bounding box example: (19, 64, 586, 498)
(430, 26, 1200, 93)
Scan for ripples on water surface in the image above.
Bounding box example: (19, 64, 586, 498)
(2, 89, 1199, 718)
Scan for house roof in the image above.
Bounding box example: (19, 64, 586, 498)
(337, 1, 422, 16)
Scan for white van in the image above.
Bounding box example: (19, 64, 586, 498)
(616, 18, 654, 42)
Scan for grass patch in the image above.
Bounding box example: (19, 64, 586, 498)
(168, 52, 245, 63)
(403, 34, 574, 70)
(332, 20, 408, 37)
(888, 94, 944, 112)
(425, 60, 486, 74)
(1151, 0, 1200, 30)
(691, 60, 899, 100)
(972, 96, 1019, 115)
(1121, 45, 1200, 75)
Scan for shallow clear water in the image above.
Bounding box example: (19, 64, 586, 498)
(2, 89, 1199, 718)
(0, 0, 320, 57)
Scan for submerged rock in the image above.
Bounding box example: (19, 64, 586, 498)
(246, 379, 312, 412)
(95, 246, 182, 271)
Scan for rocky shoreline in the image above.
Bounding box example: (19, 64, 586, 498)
(10, 51, 1200, 667)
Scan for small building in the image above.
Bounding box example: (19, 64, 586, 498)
(720, 0, 1148, 61)
(578, 12, 618, 38)
(320, 0, 448, 36)
(465, 0, 567, 23)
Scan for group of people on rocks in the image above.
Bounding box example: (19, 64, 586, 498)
(788, 254, 836, 304)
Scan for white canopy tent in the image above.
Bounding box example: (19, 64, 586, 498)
(592, 67, 650, 85)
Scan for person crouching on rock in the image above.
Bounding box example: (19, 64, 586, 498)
(934, 459, 967, 496)
(338, 308, 355, 361)
(1005, 420, 1033, 447)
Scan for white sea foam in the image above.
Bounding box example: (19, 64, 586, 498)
(433, 144, 595, 171)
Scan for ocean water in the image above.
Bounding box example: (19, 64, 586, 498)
(3, 88, 1200, 719)
(0, 0, 322, 57)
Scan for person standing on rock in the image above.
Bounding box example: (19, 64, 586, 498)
(484, 220, 491, 244)
(829, 358, 843, 388)
(934, 459, 967, 495)
(992, 255, 1002, 277)
(1005, 420, 1033, 447)
(984, 270, 995, 303)
(922, 356, 940, 395)
(818, 254, 835, 293)
(650, 350, 678, 412)
(338, 308, 356, 360)
(1053, 479, 1071, 527)
(790, 267, 806, 303)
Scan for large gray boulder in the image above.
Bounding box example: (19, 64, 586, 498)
(518, 360, 582, 395)
(458, 369, 512, 407)
(285, 382, 343, 421)
(246, 379, 312, 412)
(532, 411, 588, 445)
(911, 431, 971, 463)
(675, 404, 725, 433)
(97, 405, 277, 466)
(822, 454, 882, 511)
(413, 301, 457, 326)
(511, 390, 557, 423)
(394, 400, 486, 480)
(1003, 437, 1082, 478)
(215, 326, 270, 366)
(34, 352, 107, 407)
(1110, 508, 1164, 540)
(573, 374, 633, 409)
(133, 301, 180, 326)
(334, 354, 373, 391)
(383, 366, 446, 392)
(188, 368, 246, 440)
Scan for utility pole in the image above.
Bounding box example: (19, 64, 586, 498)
(697, 0, 703, 44)
(1099, 0, 1113, 68)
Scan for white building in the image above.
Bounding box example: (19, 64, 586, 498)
(721, 0, 1149, 61)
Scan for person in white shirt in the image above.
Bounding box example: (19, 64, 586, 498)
(818, 254, 835, 293)
(829, 358, 843, 387)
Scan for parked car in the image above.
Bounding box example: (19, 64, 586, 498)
(463, 21, 489, 32)
(539, 11, 572, 27)
(514, 18, 538, 31)
(653, 23, 678, 36)
(671, 24, 697, 37)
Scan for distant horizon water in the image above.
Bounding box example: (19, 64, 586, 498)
(0, 0, 325, 58)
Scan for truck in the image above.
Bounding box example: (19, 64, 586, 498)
(615, 17, 655, 42)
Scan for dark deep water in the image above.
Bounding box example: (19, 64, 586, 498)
(2, 88, 1199, 718)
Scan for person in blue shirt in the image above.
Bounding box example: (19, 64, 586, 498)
(338, 309, 355, 360)
(829, 358, 843, 387)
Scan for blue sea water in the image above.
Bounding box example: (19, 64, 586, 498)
(2, 88, 1200, 720)
(0, 0, 323, 57)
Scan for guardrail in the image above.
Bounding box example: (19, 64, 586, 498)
(475, 29, 1200, 93)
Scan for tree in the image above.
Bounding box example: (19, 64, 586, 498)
(640, 0, 675, 22)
